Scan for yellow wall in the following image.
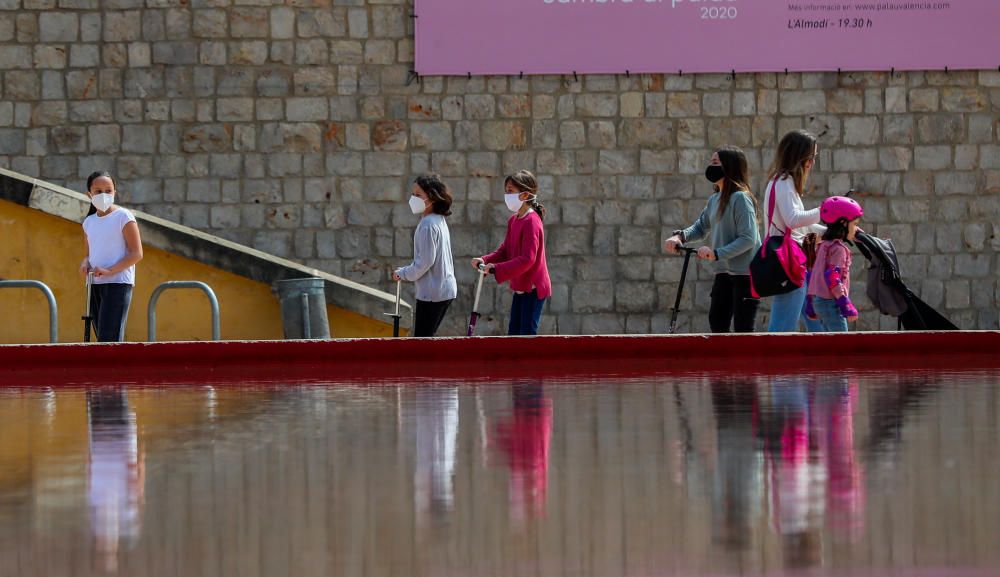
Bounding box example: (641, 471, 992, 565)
(0, 199, 398, 343)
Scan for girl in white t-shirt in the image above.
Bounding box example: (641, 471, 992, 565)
(761, 130, 825, 332)
(80, 171, 143, 342)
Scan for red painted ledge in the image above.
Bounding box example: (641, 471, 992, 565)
(2, 331, 999, 387)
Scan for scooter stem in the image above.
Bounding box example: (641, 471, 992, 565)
(472, 264, 486, 314)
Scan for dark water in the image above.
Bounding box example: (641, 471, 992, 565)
(1, 372, 998, 577)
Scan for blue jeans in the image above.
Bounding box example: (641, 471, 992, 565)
(770, 376, 810, 414)
(812, 297, 849, 332)
(768, 285, 825, 333)
(508, 290, 545, 336)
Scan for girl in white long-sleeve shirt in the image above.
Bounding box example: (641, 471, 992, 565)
(762, 130, 826, 332)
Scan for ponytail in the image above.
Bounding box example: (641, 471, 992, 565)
(527, 197, 546, 222)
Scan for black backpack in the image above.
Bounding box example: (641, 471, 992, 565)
(854, 231, 958, 330)
(854, 232, 909, 317)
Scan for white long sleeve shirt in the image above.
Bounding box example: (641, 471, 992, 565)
(762, 176, 824, 243)
(396, 214, 457, 302)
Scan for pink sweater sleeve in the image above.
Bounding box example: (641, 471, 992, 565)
(482, 241, 507, 265)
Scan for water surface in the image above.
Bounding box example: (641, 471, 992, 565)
(1, 371, 998, 576)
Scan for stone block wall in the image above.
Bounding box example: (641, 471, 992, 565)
(1, 0, 998, 334)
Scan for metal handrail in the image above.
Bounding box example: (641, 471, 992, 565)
(147, 281, 220, 341)
(0, 280, 58, 343)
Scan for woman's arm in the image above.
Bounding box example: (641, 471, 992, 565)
(666, 200, 712, 253)
(774, 178, 820, 231)
(808, 222, 828, 235)
(714, 192, 757, 261)
(680, 201, 711, 244)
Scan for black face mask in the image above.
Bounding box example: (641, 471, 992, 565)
(705, 164, 725, 184)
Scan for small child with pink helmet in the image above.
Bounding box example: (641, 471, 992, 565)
(805, 196, 863, 332)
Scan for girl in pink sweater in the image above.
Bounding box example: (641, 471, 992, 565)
(805, 196, 863, 332)
(472, 170, 551, 335)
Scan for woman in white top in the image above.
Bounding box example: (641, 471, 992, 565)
(393, 174, 458, 337)
(762, 130, 826, 332)
(79, 171, 143, 342)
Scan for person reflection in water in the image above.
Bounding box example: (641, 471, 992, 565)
(494, 382, 552, 523)
(87, 389, 144, 573)
(759, 377, 823, 569)
(757, 376, 865, 570)
(413, 387, 459, 525)
(709, 379, 764, 552)
(814, 377, 865, 537)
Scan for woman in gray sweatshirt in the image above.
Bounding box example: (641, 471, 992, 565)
(663, 146, 762, 333)
(394, 174, 458, 336)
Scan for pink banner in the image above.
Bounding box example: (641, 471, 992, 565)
(415, 0, 999, 76)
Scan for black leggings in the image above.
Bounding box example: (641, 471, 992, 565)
(413, 299, 453, 337)
(90, 283, 133, 342)
(708, 274, 760, 333)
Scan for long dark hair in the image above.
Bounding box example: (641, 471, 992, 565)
(767, 130, 817, 196)
(85, 171, 117, 216)
(821, 219, 850, 242)
(714, 146, 755, 219)
(505, 170, 546, 221)
(413, 174, 452, 216)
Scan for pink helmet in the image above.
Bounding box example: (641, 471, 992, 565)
(820, 196, 863, 224)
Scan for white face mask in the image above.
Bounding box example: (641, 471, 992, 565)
(408, 195, 426, 214)
(91, 193, 114, 212)
(504, 193, 523, 213)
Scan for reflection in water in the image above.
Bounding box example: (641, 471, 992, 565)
(493, 382, 551, 523)
(709, 379, 762, 552)
(816, 378, 864, 538)
(864, 377, 941, 464)
(412, 387, 459, 523)
(0, 373, 997, 577)
(758, 377, 866, 569)
(86, 389, 144, 573)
